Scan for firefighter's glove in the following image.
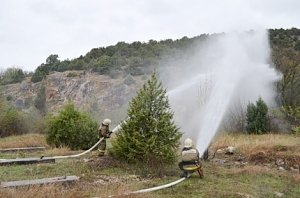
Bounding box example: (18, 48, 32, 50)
(107, 131, 113, 138)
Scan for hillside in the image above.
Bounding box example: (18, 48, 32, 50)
(1, 28, 300, 107)
(0, 71, 145, 124)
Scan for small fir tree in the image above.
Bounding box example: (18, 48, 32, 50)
(246, 97, 269, 134)
(112, 72, 182, 165)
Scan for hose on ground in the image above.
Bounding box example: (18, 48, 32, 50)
(107, 176, 188, 197)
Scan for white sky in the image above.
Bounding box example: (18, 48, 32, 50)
(0, 0, 299, 71)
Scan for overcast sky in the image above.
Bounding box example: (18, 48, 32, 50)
(0, 0, 299, 71)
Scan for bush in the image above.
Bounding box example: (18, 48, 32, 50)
(268, 108, 292, 133)
(46, 102, 98, 150)
(0, 99, 28, 137)
(292, 126, 300, 135)
(31, 69, 45, 83)
(0, 67, 25, 85)
(222, 102, 246, 133)
(24, 107, 48, 134)
(67, 72, 80, 78)
(281, 106, 300, 124)
(246, 97, 269, 134)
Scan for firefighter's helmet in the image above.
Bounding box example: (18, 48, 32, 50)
(102, 119, 111, 126)
(184, 138, 193, 148)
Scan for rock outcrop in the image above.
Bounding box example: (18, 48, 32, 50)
(0, 71, 144, 123)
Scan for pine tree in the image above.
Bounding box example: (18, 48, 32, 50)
(112, 72, 182, 165)
(256, 98, 269, 132)
(246, 97, 269, 134)
(34, 80, 47, 116)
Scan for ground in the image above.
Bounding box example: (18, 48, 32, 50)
(0, 133, 299, 198)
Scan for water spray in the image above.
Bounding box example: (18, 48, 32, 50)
(163, 30, 281, 156)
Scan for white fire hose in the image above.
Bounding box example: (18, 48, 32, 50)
(129, 177, 188, 194)
(0, 124, 122, 161)
(43, 123, 122, 160)
(106, 176, 189, 198)
(43, 137, 104, 160)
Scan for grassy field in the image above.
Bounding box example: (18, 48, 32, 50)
(0, 134, 299, 198)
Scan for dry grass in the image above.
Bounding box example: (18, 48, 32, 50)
(0, 183, 150, 198)
(229, 165, 276, 175)
(211, 133, 300, 155)
(0, 134, 73, 156)
(0, 134, 49, 149)
(292, 174, 300, 182)
(43, 147, 73, 157)
(0, 184, 90, 198)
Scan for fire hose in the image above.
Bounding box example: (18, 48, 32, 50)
(0, 124, 121, 161)
(106, 176, 189, 198)
(42, 137, 104, 160)
(42, 123, 122, 160)
(127, 176, 188, 194)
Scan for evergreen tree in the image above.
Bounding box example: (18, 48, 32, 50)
(112, 72, 182, 165)
(246, 97, 269, 134)
(34, 80, 47, 116)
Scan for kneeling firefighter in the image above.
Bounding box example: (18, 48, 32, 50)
(98, 118, 112, 156)
(178, 138, 203, 178)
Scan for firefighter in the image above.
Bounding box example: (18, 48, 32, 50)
(98, 118, 112, 156)
(178, 138, 201, 177)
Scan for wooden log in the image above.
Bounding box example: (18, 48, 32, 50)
(0, 147, 45, 153)
(0, 176, 79, 188)
(0, 157, 55, 166)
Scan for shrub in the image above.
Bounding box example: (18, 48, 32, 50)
(292, 126, 300, 135)
(24, 107, 48, 134)
(67, 72, 80, 78)
(0, 67, 25, 85)
(0, 99, 28, 137)
(46, 102, 98, 150)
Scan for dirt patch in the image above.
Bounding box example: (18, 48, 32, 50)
(211, 145, 300, 174)
(86, 155, 124, 168)
(91, 174, 145, 185)
(248, 149, 300, 172)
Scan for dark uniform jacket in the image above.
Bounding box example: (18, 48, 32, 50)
(98, 124, 110, 138)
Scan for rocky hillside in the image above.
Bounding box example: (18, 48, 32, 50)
(0, 71, 146, 124)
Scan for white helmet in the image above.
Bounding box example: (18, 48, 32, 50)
(102, 119, 111, 126)
(184, 138, 193, 148)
